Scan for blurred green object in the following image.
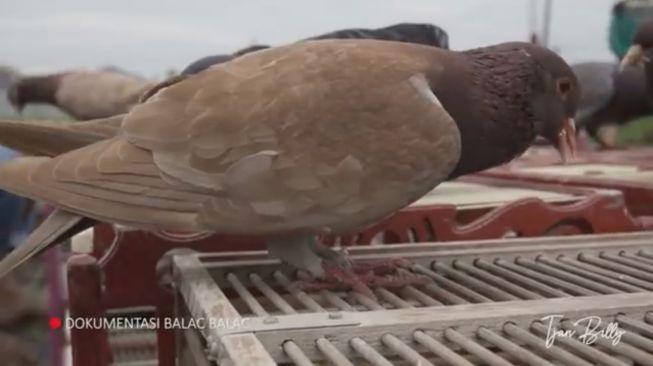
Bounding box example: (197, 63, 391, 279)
(618, 115, 653, 145)
(610, 0, 653, 60)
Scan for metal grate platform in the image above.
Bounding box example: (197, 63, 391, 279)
(172, 232, 653, 365)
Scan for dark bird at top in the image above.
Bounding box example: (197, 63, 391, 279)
(6, 69, 154, 120)
(181, 22, 449, 76)
(573, 62, 651, 148)
(0, 40, 578, 295)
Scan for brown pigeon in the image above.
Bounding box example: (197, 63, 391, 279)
(7, 69, 154, 120)
(0, 40, 578, 293)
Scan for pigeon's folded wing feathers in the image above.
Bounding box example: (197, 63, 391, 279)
(0, 115, 124, 156)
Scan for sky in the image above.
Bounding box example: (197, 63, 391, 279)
(0, 0, 617, 79)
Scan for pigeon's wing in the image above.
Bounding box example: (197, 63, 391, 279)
(0, 115, 123, 156)
(0, 40, 461, 235)
(573, 62, 616, 125)
(123, 40, 461, 233)
(0, 140, 208, 230)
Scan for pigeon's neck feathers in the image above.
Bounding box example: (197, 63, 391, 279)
(445, 43, 540, 178)
(16, 74, 65, 105)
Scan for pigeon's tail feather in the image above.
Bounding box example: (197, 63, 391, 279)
(0, 115, 124, 157)
(0, 158, 96, 277)
(0, 209, 95, 278)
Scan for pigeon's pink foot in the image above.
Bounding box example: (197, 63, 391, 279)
(295, 259, 429, 299)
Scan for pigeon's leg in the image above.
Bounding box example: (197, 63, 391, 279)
(267, 236, 429, 298)
(267, 235, 373, 298)
(267, 235, 327, 278)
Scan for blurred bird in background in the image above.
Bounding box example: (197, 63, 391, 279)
(573, 62, 652, 148)
(7, 69, 155, 120)
(572, 5, 653, 149)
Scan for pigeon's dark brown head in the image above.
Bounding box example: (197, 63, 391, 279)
(524, 44, 580, 162)
(462, 42, 579, 162)
(445, 42, 579, 178)
(6, 74, 62, 113)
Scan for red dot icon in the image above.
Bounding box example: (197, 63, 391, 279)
(49, 317, 62, 329)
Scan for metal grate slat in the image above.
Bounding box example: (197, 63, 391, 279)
(502, 323, 593, 366)
(433, 262, 520, 301)
(249, 273, 297, 314)
(517, 257, 622, 294)
(273, 271, 325, 312)
(316, 338, 354, 366)
(477, 327, 553, 366)
(494, 259, 599, 296)
(350, 338, 394, 366)
(530, 322, 630, 366)
(475, 259, 570, 298)
(413, 330, 475, 366)
(537, 256, 644, 292)
(445, 328, 514, 366)
(381, 333, 435, 366)
(414, 264, 492, 303)
(283, 341, 314, 366)
(226, 272, 268, 316)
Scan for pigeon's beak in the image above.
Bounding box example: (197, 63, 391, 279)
(620, 45, 644, 70)
(556, 118, 577, 163)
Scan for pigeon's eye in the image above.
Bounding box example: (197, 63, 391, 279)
(556, 78, 572, 96)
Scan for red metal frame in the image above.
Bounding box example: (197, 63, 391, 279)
(66, 175, 653, 366)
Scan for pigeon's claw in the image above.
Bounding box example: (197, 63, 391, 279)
(294, 258, 428, 300)
(296, 263, 377, 299)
